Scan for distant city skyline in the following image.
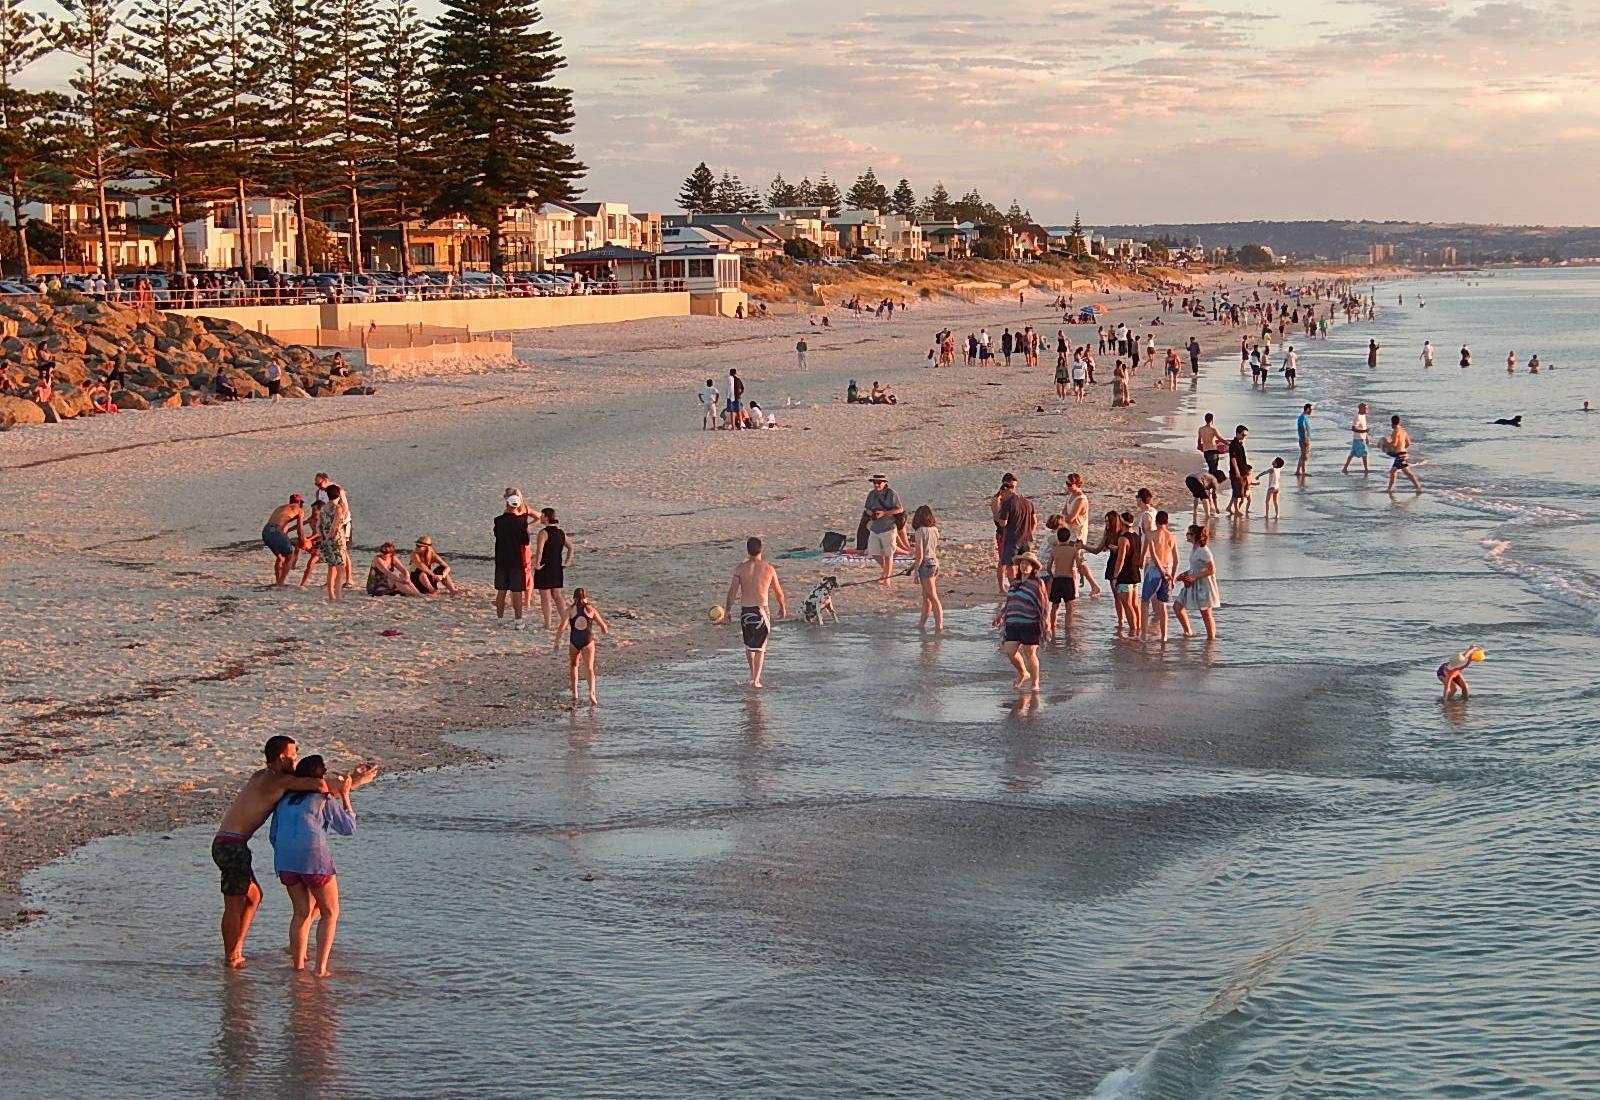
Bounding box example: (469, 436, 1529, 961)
(17, 0, 1599, 225)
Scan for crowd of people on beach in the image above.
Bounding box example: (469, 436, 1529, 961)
(227, 272, 1530, 980)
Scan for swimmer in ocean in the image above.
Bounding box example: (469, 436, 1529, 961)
(1437, 645, 1485, 702)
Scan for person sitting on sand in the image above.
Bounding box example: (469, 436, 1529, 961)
(85, 379, 117, 414)
(409, 535, 457, 595)
(366, 542, 423, 597)
(847, 379, 861, 404)
(269, 754, 359, 976)
(214, 371, 241, 401)
(552, 586, 610, 704)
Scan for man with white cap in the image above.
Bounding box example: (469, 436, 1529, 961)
(493, 490, 533, 628)
(863, 473, 904, 586)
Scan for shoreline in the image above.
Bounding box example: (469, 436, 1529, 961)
(0, 274, 1350, 927)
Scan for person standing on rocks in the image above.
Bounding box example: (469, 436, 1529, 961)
(263, 494, 307, 587)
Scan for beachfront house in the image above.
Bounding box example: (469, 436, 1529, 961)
(554, 244, 659, 289)
(878, 214, 925, 261)
(921, 221, 978, 260)
(827, 209, 887, 258)
(654, 247, 740, 291)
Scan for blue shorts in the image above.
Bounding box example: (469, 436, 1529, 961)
(1350, 439, 1368, 457)
(262, 523, 294, 558)
(1139, 564, 1170, 603)
(726, 399, 742, 414)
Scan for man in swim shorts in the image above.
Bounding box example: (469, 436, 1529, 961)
(1343, 402, 1370, 474)
(262, 494, 306, 586)
(725, 537, 787, 688)
(1384, 414, 1423, 493)
(212, 736, 376, 968)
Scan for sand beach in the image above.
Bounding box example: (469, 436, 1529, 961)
(0, 283, 1219, 917)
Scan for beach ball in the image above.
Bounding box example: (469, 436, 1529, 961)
(708, 605, 726, 623)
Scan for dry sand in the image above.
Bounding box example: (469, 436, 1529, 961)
(0, 282, 1236, 920)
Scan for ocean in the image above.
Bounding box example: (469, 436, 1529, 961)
(1, 269, 1596, 1098)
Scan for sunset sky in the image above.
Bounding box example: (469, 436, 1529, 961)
(550, 0, 1600, 224)
(19, 0, 1600, 225)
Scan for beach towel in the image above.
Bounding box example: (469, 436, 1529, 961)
(825, 550, 915, 565)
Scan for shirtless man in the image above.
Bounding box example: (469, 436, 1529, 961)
(262, 494, 306, 586)
(212, 736, 376, 968)
(1196, 413, 1224, 478)
(1142, 510, 1180, 642)
(725, 537, 787, 688)
(1384, 414, 1423, 494)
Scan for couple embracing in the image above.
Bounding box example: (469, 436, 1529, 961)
(211, 736, 378, 976)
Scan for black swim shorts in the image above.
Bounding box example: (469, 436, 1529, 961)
(211, 835, 257, 897)
(741, 606, 769, 652)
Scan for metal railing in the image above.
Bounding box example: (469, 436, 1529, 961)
(0, 277, 700, 310)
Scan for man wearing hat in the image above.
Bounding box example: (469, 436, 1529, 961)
(493, 490, 534, 628)
(863, 473, 904, 585)
(262, 493, 306, 587)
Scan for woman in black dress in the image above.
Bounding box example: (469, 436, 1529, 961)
(533, 507, 572, 630)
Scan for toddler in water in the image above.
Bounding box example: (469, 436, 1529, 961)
(1437, 645, 1485, 701)
(1254, 458, 1285, 518)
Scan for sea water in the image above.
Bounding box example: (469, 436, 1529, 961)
(1, 270, 1597, 1098)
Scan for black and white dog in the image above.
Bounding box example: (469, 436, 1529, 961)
(801, 575, 841, 624)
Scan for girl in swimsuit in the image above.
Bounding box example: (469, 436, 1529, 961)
(552, 587, 609, 704)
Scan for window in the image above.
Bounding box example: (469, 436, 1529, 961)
(688, 258, 713, 279)
(658, 258, 686, 279)
(411, 243, 436, 266)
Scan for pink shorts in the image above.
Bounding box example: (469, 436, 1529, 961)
(278, 872, 334, 888)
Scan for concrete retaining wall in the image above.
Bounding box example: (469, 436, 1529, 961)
(171, 291, 693, 335)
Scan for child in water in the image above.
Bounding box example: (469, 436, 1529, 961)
(1437, 645, 1485, 701)
(1255, 457, 1285, 519)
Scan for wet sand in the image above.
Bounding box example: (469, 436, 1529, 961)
(0, 287, 1216, 920)
(0, 604, 1378, 1099)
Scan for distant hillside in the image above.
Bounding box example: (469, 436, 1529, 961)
(1086, 221, 1600, 264)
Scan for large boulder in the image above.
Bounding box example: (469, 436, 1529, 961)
(0, 395, 46, 429)
(113, 389, 151, 411)
(49, 355, 91, 386)
(49, 384, 94, 419)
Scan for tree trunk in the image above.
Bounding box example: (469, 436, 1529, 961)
(95, 171, 115, 280)
(10, 174, 31, 281)
(399, 205, 412, 277)
(347, 180, 363, 274)
(171, 189, 187, 274)
(295, 193, 311, 274)
(235, 177, 253, 274)
(488, 209, 502, 274)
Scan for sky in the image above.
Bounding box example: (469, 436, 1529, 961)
(546, 0, 1600, 225)
(20, 0, 1600, 226)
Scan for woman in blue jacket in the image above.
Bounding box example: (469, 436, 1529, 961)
(270, 755, 356, 976)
